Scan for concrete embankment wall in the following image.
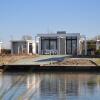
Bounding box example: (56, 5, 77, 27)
(0, 65, 100, 72)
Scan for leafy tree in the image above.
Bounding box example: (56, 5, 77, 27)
(87, 40, 96, 51)
(95, 49, 100, 55)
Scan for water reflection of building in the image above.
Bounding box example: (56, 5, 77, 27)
(27, 74, 41, 89)
(40, 74, 79, 98)
(39, 73, 100, 99)
(0, 73, 100, 99)
(22, 74, 41, 99)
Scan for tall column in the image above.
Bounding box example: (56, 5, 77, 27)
(85, 38, 87, 55)
(65, 37, 66, 54)
(35, 36, 37, 54)
(18, 46, 19, 54)
(38, 37, 41, 54)
(11, 42, 13, 55)
(21, 45, 23, 54)
(27, 42, 29, 54)
(58, 37, 60, 55)
(77, 36, 80, 55)
(38, 38, 39, 54)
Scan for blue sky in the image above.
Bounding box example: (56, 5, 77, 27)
(0, 0, 100, 48)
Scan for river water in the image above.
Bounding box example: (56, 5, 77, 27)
(0, 72, 100, 100)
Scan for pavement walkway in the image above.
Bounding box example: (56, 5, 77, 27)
(10, 55, 70, 65)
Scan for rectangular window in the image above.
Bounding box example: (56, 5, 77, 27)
(43, 40, 49, 50)
(50, 40, 57, 50)
(72, 40, 77, 55)
(67, 40, 71, 54)
(66, 37, 77, 55)
(72, 36, 77, 39)
(29, 43, 32, 53)
(67, 37, 71, 39)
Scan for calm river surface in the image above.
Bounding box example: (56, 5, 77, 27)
(0, 72, 100, 100)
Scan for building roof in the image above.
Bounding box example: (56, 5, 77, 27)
(11, 40, 34, 43)
(37, 32, 80, 37)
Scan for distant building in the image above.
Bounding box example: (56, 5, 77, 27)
(11, 40, 36, 55)
(87, 40, 96, 55)
(87, 39, 100, 55)
(36, 31, 87, 55)
(0, 41, 2, 54)
(96, 40, 100, 50)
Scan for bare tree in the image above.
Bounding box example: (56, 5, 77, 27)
(92, 35, 100, 40)
(22, 35, 32, 40)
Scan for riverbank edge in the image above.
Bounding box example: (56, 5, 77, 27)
(0, 64, 100, 72)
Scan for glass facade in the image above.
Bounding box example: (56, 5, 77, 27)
(72, 40, 77, 55)
(42, 40, 49, 50)
(67, 40, 71, 54)
(41, 38, 57, 50)
(66, 36, 77, 55)
(41, 36, 77, 55)
(50, 40, 57, 50)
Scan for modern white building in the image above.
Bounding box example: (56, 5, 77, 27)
(36, 31, 87, 55)
(11, 40, 36, 55)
